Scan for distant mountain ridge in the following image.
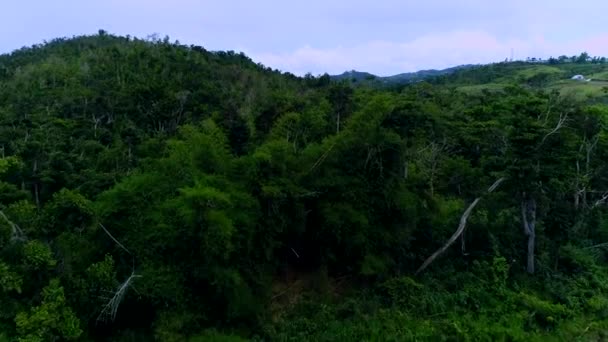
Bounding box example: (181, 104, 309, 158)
(331, 64, 476, 84)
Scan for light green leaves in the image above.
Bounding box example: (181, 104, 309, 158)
(23, 241, 56, 270)
(15, 279, 82, 341)
(0, 263, 22, 294)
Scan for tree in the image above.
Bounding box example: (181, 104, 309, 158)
(15, 279, 82, 341)
(576, 52, 590, 64)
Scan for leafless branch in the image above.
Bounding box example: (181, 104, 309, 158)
(96, 272, 142, 323)
(583, 242, 608, 250)
(0, 211, 26, 242)
(521, 201, 531, 236)
(96, 223, 141, 323)
(521, 196, 537, 274)
(415, 177, 505, 275)
(585, 135, 599, 175)
(417, 140, 450, 196)
(593, 192, 608, 208)
(539, 112, 568, 146)
(99, 223, 131, 255)
(306, 143, 336, 174)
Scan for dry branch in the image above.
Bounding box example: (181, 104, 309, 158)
(415, 177, 505, 275)
(96, 223, 141, 323)
(99, 223, 132, 255)
(521, 197, 537, 274)
(306, 143, 336, 174)
(583, 242, 608, 250)
(96, 272, 142, 323)
(593, 192, 608, 208)
(539, 112, 568, 146)
(0, 210, 26, 242)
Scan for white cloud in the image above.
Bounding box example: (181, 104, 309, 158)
(248, 31, 608, 76)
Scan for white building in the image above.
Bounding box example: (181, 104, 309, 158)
(571, 75, 585, 81)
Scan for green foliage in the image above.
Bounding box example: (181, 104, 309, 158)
(2, 200, 37, 236)
(189, 330, 249, 342)
(85, 254, 116, 290)
(22, 240, 56, 270)
(0, 157, 21, 175)
(0, 262, 22, 293)
(42, 189, 95, 237)
(14, 279, 82, 341)
(519, 292, 569, 328)
(0, 34, 607, 341)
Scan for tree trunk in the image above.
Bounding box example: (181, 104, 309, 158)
(336, 112, 341, 133)
(521, 197, 536, 274)
(33, 159, 40, 208)
(34, 183, 40, 208)
(527, 229, 535, 274)
(574, 160, 580, 210)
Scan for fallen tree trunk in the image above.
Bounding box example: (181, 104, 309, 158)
(415, 177, 505, 275)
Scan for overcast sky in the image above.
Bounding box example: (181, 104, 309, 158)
(2, 0, 608, 76)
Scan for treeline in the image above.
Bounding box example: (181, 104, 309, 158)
(428, 52, 608, 88)
(1, 33, 608, 340)
(547, 52, 608, 64)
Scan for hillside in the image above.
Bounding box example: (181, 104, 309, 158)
(430, 60, 608, 100)
(330, 70, 377, 82)
(331, 64, 474, 85)
(1, 34, 608, 341)
(333, 58, 608, 101)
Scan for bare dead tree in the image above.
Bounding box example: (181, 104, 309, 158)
(573, 135, 600, 210)
(585, 135, 599, 175)
(584, 241, 608, 250)
(173, 90, 190, 127)
(583, 136, 600, 207)
(461, 231, 469, 256)
(538, 90, 561, 124)
(593, 192, 608, 208)
(99, 223, 132, 255)
(573, 158, 584, 210)
(97, 272, 142, 323)
(417, 140, 450, 197)
(336, 111, 341, 134)
(539, 111, 568, 146)
(306, 143, 336, 174)
(0, 211, 26, 242)
(499, 133, 509, 155)
(91, 114, 102, 138)
(521, 196, 537, 274)
(32, 159, 39, 208)
(96, 223, 141, 323)
(415, 177, 505, 275)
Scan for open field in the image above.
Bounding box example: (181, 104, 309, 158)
(549, 80, 608, 99)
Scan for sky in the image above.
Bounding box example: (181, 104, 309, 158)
(2, 0, 608, 76)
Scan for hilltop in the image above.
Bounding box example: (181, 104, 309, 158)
(331, 64, 474, 85)
(429, 57, 608, 100)
(332, 55, 608, 101)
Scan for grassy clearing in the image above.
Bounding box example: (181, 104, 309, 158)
(515, 65, 565, 79)
(549, 80, 608, 99)
(589, 70, 608, 80)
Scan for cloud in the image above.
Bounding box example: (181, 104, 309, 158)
(248, 31, 608, 76)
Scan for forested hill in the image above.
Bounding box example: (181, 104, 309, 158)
(2, 32, 608, 340)
(430, 56, 608, 99)
(334, 55, 608, 93)
(331, 64, 473, 85)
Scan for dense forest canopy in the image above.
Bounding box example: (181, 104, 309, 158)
(1, 32, 608, 340)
